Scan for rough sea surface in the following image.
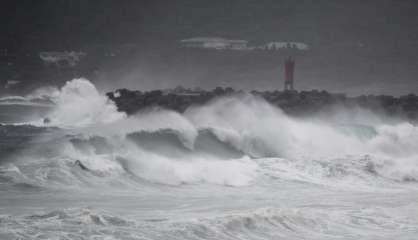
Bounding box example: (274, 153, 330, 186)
(0, 79, 417, 240)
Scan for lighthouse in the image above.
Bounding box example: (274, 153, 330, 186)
(284, 57, 295, 91)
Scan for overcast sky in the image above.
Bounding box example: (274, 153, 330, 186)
(2, 0, 418, 95)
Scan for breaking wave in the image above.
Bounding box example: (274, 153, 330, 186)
(0, 79, 418, 190)
(2, 78, 418, 240)
(46, 78, 126, 127)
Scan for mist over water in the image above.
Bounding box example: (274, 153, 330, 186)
(1, 79, 417, 239)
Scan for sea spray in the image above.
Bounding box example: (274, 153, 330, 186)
(47, 78, 126, 127)
(3, 78, 418, 187)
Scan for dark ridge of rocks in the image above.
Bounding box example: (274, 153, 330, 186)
(107, 87, 418, 122)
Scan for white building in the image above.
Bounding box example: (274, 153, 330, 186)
(179, 37, 310, 52)
(39, 51, 86, 67)
(260, 42, 309, 51)
(180, 37, 248, 50)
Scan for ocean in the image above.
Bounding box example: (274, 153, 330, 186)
(0, 79, 417, 240)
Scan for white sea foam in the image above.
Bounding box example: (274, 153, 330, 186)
(6, 79, 416, 187)
(1, 79, 418, 240)
(47, 78, 126, 127)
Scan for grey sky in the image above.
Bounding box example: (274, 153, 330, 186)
(2, 0, 418, 95)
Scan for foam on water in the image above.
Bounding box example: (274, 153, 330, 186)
(47, 78, 126, 127)
(1, 205, 418, 240)
(2, 79, 418, 188)
(1, 79, 418, 239)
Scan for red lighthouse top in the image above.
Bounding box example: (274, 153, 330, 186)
(284, 57, 295, 91)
